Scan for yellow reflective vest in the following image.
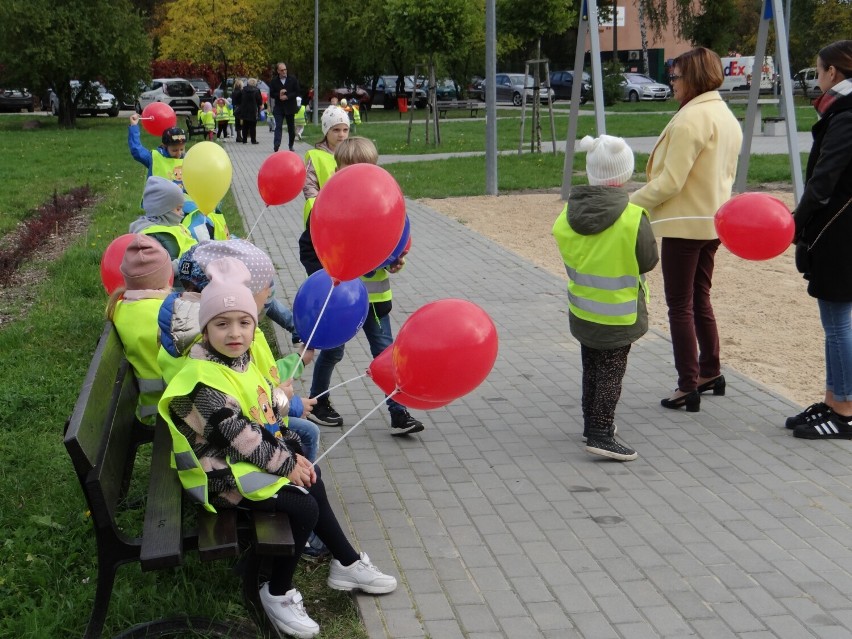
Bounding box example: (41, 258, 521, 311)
(552, 202, 648, 326)
(199, 110, 215, 132)
(302, 149, 337, 227)
(361, 269, 391, 303)
(158, 356, 291, 513)
(294, 105, 306, 126)
(151, 153, 184, 185)
(112, 299, 166, 425)
(140, 223, 197, 258)
(215, 104, 229, 122)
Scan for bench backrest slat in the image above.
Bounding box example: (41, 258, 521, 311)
(65, 323, 134, 480)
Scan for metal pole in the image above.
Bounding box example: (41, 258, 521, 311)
(772, 0, 802, 203)
(485, 0, 497, 195)
(313, 0, 319, 125)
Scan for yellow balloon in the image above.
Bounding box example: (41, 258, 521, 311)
(182, 141, 233, 214)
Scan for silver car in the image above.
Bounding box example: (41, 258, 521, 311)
(484, 73, 555, 106)
(620, 73, 671, 101)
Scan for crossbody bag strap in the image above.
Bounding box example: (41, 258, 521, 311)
(808, 195, 852, 252)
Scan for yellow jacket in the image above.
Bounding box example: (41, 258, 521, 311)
(629, 90, 742, 240)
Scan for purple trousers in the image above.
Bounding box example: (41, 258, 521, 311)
(661, 237, 722, 392)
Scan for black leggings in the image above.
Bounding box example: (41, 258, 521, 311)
(216, 121, 229, 138)
(238, 466, 359, 594)
(581, 344, 631, 434)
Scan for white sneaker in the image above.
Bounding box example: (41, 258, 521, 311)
(327, 552, 397, 594)
(258, 583, 319, 639)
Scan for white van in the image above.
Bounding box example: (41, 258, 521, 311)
(793, 68, 821, 97)
(720, 56, 776, 92)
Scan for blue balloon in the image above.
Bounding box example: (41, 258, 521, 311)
(380, 214, 410, 269)
(293, 269, 369, 349)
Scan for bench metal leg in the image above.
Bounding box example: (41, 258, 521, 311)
(239, 548, 278, 639)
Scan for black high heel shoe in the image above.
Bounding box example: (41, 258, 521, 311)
(697, 375, 726, 396)
(661, 390, 700, 412)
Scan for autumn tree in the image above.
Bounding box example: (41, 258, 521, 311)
(0, 0, 149, 128)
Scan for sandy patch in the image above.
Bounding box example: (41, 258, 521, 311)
(421, 189, 819, 408)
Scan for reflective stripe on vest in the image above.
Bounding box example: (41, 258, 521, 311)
(361, 270, 392, 303)
(113, 298, 166, 425)
(302, 149, 337, 227)
(151, 153, 184, 187)
(215, 105, 229, 122)
(140, 224, 197, 257)
(552, 201, 647, 326)
(159, 356, 290, 513)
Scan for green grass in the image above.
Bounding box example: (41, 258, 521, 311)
(384, 152, 807, 199)
(0, 115, 365, 639)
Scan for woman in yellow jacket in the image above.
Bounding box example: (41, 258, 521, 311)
(630, 47, 742, 413)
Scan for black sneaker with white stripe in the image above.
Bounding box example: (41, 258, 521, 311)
(390, 410, 424, 436)
(785, 402, 829, 429)
(793, 409, 852, 439)
(307, 397, 343, 427)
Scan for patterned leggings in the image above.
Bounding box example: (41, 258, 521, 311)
(581, 344, 631, 435)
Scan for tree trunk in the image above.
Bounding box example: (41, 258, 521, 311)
(638, 0, 650, 76)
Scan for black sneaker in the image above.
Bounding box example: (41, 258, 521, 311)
(793, 410, 852, 439)
(585, 436, 638, 461)
(785, 402, 830, 429)
(390, 410, 424, 436)
(307, 398, 343, 427)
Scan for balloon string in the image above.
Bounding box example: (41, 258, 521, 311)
(650, 216, 711, 224)
(310, 374, 366, 401)
(294, 281, 334, 370)
(246, 205, 269, 242)
(313, 390, 399, 466)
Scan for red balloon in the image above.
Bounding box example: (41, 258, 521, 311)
(100, 234, 137, 294)
(312, 164, 406, 282)
(393, 299, 498, 403)
(258, 151, 307, 206)
(141, 103, 177, 137)
(715, 193, 794, 261)
(367, 348, 451, 410)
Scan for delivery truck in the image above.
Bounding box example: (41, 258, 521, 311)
(720, 56, 776, 92)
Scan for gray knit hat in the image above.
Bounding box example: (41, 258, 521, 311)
(142, 176, 186, 218)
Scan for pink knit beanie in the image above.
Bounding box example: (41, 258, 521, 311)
(198, 258, 258, 329)
(120, 234, 173, 290)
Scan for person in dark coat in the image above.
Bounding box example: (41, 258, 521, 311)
(239, 78, 263, 144)
(269, 62, 301, 152)
(788, 40, 852, 439)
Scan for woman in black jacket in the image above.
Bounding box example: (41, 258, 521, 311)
(239, 78, 263, 144)
(788, 40, 852, 439)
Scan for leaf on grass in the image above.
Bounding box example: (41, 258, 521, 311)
(29, 514, 63, 529)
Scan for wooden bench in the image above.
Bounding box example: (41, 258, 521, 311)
(64, 322, 294, 639)
(434, 100, 481, 118)
(185, 115, 208, 140)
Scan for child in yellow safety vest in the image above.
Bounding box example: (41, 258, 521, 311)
(214, 97, 230, 140)
(158, 257, 397, 639)
(199, 102, 216, 141)
(294, 96, 306, 141)
(106, 235, 174, 426)
(551, 135, 658, 461)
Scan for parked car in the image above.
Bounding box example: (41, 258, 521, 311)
(367, 75, 427, 109)
(327, 85, 372, 106)
(421, 78, 459, 101)
(481, 73, 555, 106)
(0, 88, 35, 112)
(49, 81, 120, 117)
(792, 67, 821, 98)
(214, 78, 270, 104)
(137, 78, 200, 115)
(549, 70, 591, 104)
(468, 76, 484, 101)
(619, 73, 671, 101)
(188, 78, 214, 104)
